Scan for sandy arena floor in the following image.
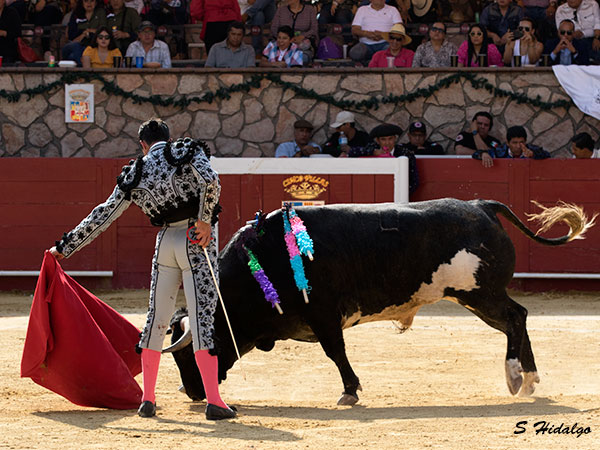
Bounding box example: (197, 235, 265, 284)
(1, 289, 599, 449)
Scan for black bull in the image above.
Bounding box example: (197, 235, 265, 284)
(164, 198, 594, 405)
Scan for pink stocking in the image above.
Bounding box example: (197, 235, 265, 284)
(194, 350, 229, 409)
(141, 348, 161, 403)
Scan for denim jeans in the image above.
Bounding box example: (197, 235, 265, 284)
(247, 0, 276, 53)
(61, 41, 85, 66)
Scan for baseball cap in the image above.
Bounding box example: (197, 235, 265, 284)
(409, 121, 427, 134)
(139, 21, 156, 32)
(331, 111, 356, 128)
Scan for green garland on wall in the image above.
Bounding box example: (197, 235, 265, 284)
(0, 71, 571, 111)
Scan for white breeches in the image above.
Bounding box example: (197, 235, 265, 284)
(138, 219, 218, 352)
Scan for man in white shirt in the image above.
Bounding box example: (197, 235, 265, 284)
(349, 0, 402, 65)
(555, 0, 600, 58)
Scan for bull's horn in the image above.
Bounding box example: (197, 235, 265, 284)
(162, 316, 192, 353)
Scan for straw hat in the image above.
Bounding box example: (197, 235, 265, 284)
(385, 24, 412, 45)
(412, 0, 434, 18)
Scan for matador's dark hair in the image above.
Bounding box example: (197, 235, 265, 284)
(138, 118, 170, 146)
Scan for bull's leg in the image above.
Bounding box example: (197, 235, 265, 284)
(451, 289, 539, 396)
(306, 315, 361, 405)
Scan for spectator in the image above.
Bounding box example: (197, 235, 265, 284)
(62, 0, 107, 66)
(318, 0, 356, 26)
(412, 22, 457, 68)
(205, 21, 255, 67)
(351, 123, 419, 194)
(190, 0, 241, 54)
(147, 0, 188, 59)
(544, 19, 589, 65)
(555, 0, 600, 59)
(125, 20, 172, 67)
(62, 0, 78, 26)
(455, 111, 501, 156)
(322, 111, 372, 157)
(0, 0, 21, 64)
(260, 25, 303, 67)
(271, 0, 318, 65)
(522, 0, 556, 42)
(350, 0, 401, 66)
(124, 0, 144, 14)
(570, 132, 600, 158)
(472, 126, 551, 168)
(503, 17, 543, 66)
(368, 23, 413, 67)
(480, 0, 524, 53)
(240, 0, 276, 54)
(397, 121, 445, 156)
(106, 0, 140, 56)
(82, 26, 122, 68)
(30, 0, 63, 28)
(275, 119, 322, 157)
(457, 24, 503, 67)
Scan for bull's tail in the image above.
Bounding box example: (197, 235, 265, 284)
(487, 200, 596, 246)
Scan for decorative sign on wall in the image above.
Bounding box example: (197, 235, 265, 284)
(283, 175, 329, 200)
(65, 84, 94, 123)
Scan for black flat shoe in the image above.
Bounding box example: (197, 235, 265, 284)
(137, 400, 156, 418)
(205, 404, 237, 420)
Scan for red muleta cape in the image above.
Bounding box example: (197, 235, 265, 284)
(20, 252, 142, 409)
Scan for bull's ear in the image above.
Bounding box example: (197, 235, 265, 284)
(166, 328, 173, 335)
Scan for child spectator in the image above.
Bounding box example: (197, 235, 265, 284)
(260, 25, 303, 67)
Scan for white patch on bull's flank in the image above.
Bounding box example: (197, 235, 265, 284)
(411, 249, 481, 304)
(340, 249, 481, 331)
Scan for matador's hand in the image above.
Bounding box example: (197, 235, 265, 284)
(193, 220, 212, 248)
(49, 246, 65, 260)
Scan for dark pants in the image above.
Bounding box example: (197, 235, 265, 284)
(203, 21, 234, 55)
(318, 3, 354, 25)
(246, 0, 276, 53)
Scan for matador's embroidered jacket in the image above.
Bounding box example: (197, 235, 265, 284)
(55, 138, 221, 258)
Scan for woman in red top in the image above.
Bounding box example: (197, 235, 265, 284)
(190, 0, 241, 53)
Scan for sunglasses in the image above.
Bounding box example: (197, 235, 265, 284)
(388, 35, 404, 41)
(559, 30, 573, 35)
(518, 26, 531, 32)
(97, 34, 110, 40)
(469, 31, 483, 37)
(430, 26, 445, 33)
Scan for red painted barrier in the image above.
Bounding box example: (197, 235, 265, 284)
(1, 158, 599, 291)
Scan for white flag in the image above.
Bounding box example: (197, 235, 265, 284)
(553, 65, 600, 120)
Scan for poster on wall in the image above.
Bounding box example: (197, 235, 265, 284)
(65, 84, 94, 123)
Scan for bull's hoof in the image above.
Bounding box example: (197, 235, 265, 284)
(518, 372, 540, 397)
(337, 393, 359, 406)
(505, 358, 523, 396)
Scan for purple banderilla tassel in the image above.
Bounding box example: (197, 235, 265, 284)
(253, 269, 281, 310)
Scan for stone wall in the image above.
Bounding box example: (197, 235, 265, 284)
(0, 68, 595, 158)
